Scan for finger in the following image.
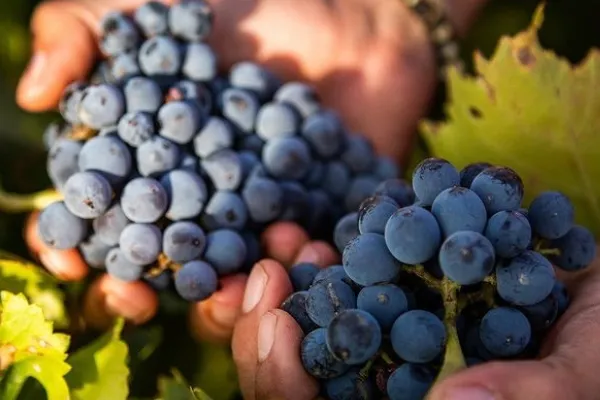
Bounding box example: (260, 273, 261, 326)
(188, 273, 247, 343)
(231, 259, 295, 399)
(83, 274, 158, 330)
(262, 222, 310, 267)
(24, 212, 89, 281)
(293, 240, 340, 268)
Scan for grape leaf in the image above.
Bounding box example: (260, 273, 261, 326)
(0, 355, 71, 400)
(65, 319, 129, 400)
(190, 343, 238, 400)
(157, 370, 212, 400)
(0, 252, 68, 328)
(421, 4, 600, 235)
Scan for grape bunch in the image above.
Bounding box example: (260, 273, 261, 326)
(38, 0, 400, 303)
(281, 158, 596, 400)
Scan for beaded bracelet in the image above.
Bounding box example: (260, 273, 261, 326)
(402, 0, 464, 80)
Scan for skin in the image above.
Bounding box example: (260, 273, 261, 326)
(19, 0, 600, 399)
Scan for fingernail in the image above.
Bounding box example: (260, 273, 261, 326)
(105, 292, 154, 324)
(295, 244, 320, 264)
(257, 311, 277, 363)
(242, 263, 268, 313)
(19, 52, 48, 99)
(440, 386, 496, 400)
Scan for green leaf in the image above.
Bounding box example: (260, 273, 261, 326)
(421, 4, 600, 235)
(190, 343, 238, 400)
(65, 319, 129, 400)
(157, 370, 212, 400)
(0, 252, 68, 328)
(0, 355, 71, 400)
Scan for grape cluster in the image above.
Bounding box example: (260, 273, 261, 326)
(281, 158, 596, 400)
(38, 0, 400, 303)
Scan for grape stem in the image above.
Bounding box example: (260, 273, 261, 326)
(401, 264, 441, 290)
(435, 277, 466, 383)
(538, 248, 561, 256)
(146, 253, 182, 278)
(458, 282, 496, 312)
(0, 186, 63, 213)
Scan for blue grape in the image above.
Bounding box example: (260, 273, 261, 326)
(484, 210, 531, 258)
(358, 195, 398, 235)
(144, 270, 172, 291)
(229, 61, 279, 101)
(321, 161, 351, 199)
(496, 250, 556, 306)
(93, 203, 130, 246)
(262, 137, 312, 180)
(459, 161, 492, 188)
(183, 43, 217, 81)
(241, 231, 261, 272)
(136, 136, 181, 177)
(79, 234, 112, 269)
(42, 121, 69, 151)
(239, 151, 260, 179)
(301, 328, 349, 379)
(168, 0, 213, 42)
(201, 190, 248, 230)
(78, 84, 125, 129)
(123, 77, 163, 113)
(174, 260, 218, 302)
(303, 189, 334, 234)
(312, 265, 353, 287)
(160, 169, 208, 220)
(439, 231, 495, 285)
(158, 101, 200, 144)
(105, 248, 145, 282)
(63, 171, 113, 219)
(47, 138, 83, 189)
(387, 363, 434, 400)
(279, 181, 310, 221)
(549, 225, 596, 271)
(301, 110, 345, 159)
(519, 293, 559, 332)
(78, 135, 132, 184)
(341, 135, 375, 174)
(431, 186, 487, 237)
(551, 281, 569, 314)
(193, 117, 234, 158)
(343, 233, 401, 286)
(470, 166, 524, 214)
(138, 36, 182, 80)
(220, 88, 260, 133)
(119, 223, 162, 265)
(255, 102, 300, 140)
(168, 80, 213, 115)
(117, 111, 155, 147)
(334, 212, 359, 253)
(326, 309, 382, 365)
(306, 280, 356, 327)
(99, 12, 140, 57)
(281, 291, 318, 334)
(134, 1, 169, 37)
(109, 52, 140, 82)
(163, 221, 206, 263)
(480, 307, 531, 357)
(411, 158, 460, 206)
(345, 175, 380, 212)
(238, 135, 264, 155)
(390, 310, 446, 363)
(528, 191, 575, 239)
(289, 263, 320, 291)
(374, 179, 415, 207)
(384, 206, 441, 265)
(303, 161, 325, 188)
(120, 177, 168, 223)
(274, 81, 320, 118)
(59, 82, 86, 124)
(201, 149, 243, 190)
(90, 62, 116, 85)
(357, 284, 408, 331)
(325, 368, 374, 400)
(203, 229, 247, 275)
(374, 156, 400, 180)
(242, 176, 284, 223)
(178, 152, 198, 173)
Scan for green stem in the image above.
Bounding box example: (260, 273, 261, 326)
(0, 188, 62, 213)
(435, 278, 466, 384)
(401, 264, 441, 290)
(458, 282, 496, 312)
(538, 248, 560, 256)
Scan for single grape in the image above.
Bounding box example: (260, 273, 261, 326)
(109, 52, 140, 82)
(144, 270, 173, 291)
(123, 76, 163, 113)
(78, 135, 132, 184)
(119, 223, 162, 265)
(373, 156, 400, 181)
(496, 250, 556, 306)
(274, 81, 320, 118)
(358, 195, 399, 235)
(519, 293, 559, 332)
(387, 363, 435, 400)
(384, 206, 441, 265)
(241, 231, 261, 272)
(99, 12, 139, 56)
(431, 186, 487, 237)
(279, 181, 310, 221)
(239, 151, 260, 179)
(479, 307, 531, 357)
(117, 112, 155, 147)
(63, 171, 113, 219)
(281, 291, 319, 334)
(459, 161, 493, 188)
(78, 84, 125, 129)
(341, 135, 375, 174)
(343, 233, 401, 286)
(357, 284, 408, 331)
(411, 158, 460, 206)
(174, 260, 218, 302)
(183, 43, 217, 81)
(203, 229, 247, 275)
(326, 309, 382, 365)
(136, 136, 181, 177)
(470, 166, 524, 214)
(105, 248, 145, 282)
(374, 179, 415, 207)
(321, 161, 351, 199)
(160, 169, 208, 220)
(484, 210, 531, 258)
(163, 221, 206, 263)
(158, 101, 201, 145)
(201, 149, 243, 190)
(528, 191, 575, 239)
(79, 233, 112, 269)
(312, 265, 353, 287)
(134, 1, 169, 37)
(334, 212, 359, 254)
(220, 88, 260, 133)
(120, 177, 168, 223)
(229, 61, 279, 101)
(438, 231, 495, 285)
(138, 35, 182, 80)
(301, 110, 345, 159)
(390, 310, 446, 363)
(193, 117, 234, 158)
(47, 138, 83, 190)
(551, 281, 569, 314)
(262, 137, 312, 180)
(59, 82, 86, 124)
(255, 102, 301, 140)
(301, 328, 349, 379)
(289, 263, 320, 292)
(38, 202, 87, 249)
(242, 176, 284, 223)
(345, 175, 380, 212)
(167, 80, 213, 115)
(549, 225, 596, 271)
(93, 204, 130, 246)
(201, 191, 248, 230)
(306, 280, 356, 327)
(42, 121, 69, 151)
(325, 368, 374, 400)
